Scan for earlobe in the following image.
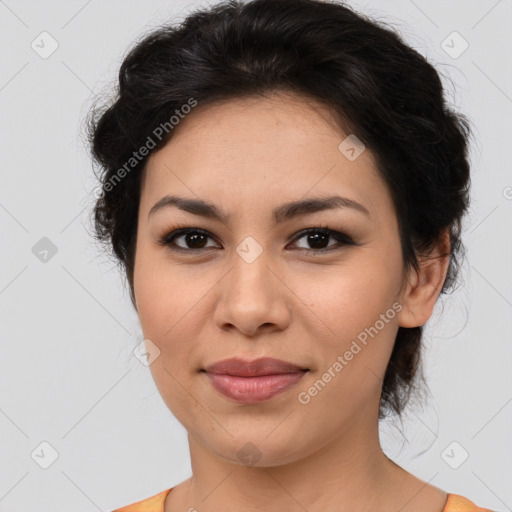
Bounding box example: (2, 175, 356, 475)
(397, 230, 451, 328)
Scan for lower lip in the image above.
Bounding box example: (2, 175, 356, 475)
(205, 371, 307, 403)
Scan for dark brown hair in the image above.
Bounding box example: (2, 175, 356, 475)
(88, 0, 472, 419)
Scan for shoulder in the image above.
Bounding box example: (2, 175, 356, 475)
(443, 493, 496, 512)
(112, 488, 173, 512)
(112, 489, 495, 512)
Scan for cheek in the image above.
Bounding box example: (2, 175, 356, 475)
(293, 258, 402, 345)
(134, 240, 182, 322)
(134, 246, 181, 348)
(294, 283, 400, 425)
(291, 253, 402, 405)
(134, 251, 208, 423)
(133, 247, 214, 366)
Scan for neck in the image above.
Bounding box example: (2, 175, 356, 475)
(177, 415, 405, 512)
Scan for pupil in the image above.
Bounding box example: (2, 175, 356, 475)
(187, 232, 207, 249)
(309, 232, 328, 249)
(182, 231, 330, 250)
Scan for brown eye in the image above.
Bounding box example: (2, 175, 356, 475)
(159, 228, 219, 251)
(157, 226, 354, 255)
(289, 228, 354, 254)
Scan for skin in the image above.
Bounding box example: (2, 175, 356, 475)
(132, 91, 451, 512)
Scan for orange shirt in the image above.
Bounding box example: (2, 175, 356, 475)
(112, 488, 495, 511)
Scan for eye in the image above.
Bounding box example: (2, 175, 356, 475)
(288, 227, 355, 254)
(157, 227, 220, 251)
(156, 225, 355, 254)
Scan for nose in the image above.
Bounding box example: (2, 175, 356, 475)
(214, 248, 291, 337)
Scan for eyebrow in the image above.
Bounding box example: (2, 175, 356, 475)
(148, 194, 370, 223)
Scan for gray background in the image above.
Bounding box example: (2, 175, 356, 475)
(0, 0, 511, 510)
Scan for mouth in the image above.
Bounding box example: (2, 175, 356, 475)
(202, 357, 310, 403)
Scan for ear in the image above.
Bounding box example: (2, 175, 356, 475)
(397, 229, 451, 328)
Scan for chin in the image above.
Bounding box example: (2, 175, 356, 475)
(206, 432, 311, 469)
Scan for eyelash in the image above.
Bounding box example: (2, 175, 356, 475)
(156, 223, 356, 255)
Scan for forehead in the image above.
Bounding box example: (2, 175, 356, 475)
(149, 92, 345, 159)
(140, 92, 391, 221)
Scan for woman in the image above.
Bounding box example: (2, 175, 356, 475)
(88, 0, 495, 510)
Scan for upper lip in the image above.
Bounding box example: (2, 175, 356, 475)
(203, 357, 309, 377)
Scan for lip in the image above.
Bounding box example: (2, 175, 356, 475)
(204, 357, 308, 376)
(203, 357, 309, 403)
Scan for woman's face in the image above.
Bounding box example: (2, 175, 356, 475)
(133, 92, 412, 467)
